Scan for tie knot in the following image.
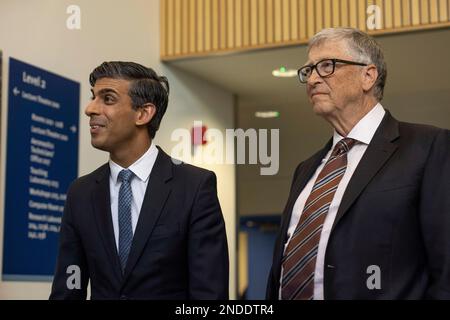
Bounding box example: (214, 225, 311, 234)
(332, 138, 356, 157)
(118, 169, 134, 183)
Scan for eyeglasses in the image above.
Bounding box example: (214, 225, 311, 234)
(297, 58, 368, 83)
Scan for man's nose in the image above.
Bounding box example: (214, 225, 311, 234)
(307, 67, 322, 86)
(85, 99, 100, 117)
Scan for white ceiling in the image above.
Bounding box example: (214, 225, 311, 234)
(167, 28, 450, 102)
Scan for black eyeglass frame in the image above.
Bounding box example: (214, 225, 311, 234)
(297, 58, 368, 83)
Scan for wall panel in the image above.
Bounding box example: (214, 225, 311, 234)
(161, 0, 450, 60)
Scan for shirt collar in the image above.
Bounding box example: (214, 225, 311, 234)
(332, 103, 386, 147)
(109, 143, 159, 184)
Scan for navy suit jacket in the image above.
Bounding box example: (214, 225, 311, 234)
(267, 111, 450, 299)
(50, 147, 229, 300)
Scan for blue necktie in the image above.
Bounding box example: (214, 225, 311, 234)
(118, 169, 134, 273)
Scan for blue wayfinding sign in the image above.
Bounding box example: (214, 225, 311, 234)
(2, 58, 80, 281)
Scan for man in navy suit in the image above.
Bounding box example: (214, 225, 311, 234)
(50, 61, 229, 299)
(267, 28, 450, 299)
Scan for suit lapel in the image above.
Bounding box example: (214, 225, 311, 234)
(122, 147, 173, 283)
(273, 139, 332, 280)
(91, 164, 123, 281)
(331, 111, 400, 232)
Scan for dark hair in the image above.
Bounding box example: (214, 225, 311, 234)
(89, 61, 170, 138)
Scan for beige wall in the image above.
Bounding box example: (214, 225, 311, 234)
(0, 0, 236, 299)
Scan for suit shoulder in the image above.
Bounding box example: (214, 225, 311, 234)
(171, 160, 216, 181)
(396, 121, 449, 157)
(68, 163, 109, 192)
(157, 147, 215, 181)
(398, 121, 448, 140)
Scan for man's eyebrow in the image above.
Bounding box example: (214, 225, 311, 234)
(301, 60, 314, 68)
(303, 57, 333, 66)
(91, 88, 119, 96)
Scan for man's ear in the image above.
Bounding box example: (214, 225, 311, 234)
(362, 64, 378, 92)
(135, 103, 156, 126)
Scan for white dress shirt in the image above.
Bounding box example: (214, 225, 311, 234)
(280, 103, 386, 300)
(109, 143, 159, 250)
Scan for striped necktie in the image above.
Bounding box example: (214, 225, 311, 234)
(118, 169, 135, 273)
(281, 137, 356, 300)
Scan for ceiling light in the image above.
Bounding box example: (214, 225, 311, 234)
(272, 66, 297, 78)
(255, 111, 280, 118)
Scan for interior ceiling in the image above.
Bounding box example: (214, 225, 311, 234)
(167, 28, 450, 102)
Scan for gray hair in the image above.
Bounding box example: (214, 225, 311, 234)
(308, 28, 387, 101)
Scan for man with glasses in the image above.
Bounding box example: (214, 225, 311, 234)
(267, 28, 450, 300)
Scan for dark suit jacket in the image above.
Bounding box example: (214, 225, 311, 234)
(267, 111, 450, 299)
(50, 146, 229, 300)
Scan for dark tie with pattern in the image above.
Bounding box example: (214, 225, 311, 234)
(118, 169, 135, 273)
(281, 137, 357, 300)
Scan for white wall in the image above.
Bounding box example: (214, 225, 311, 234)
(0, 0, 236, 299)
